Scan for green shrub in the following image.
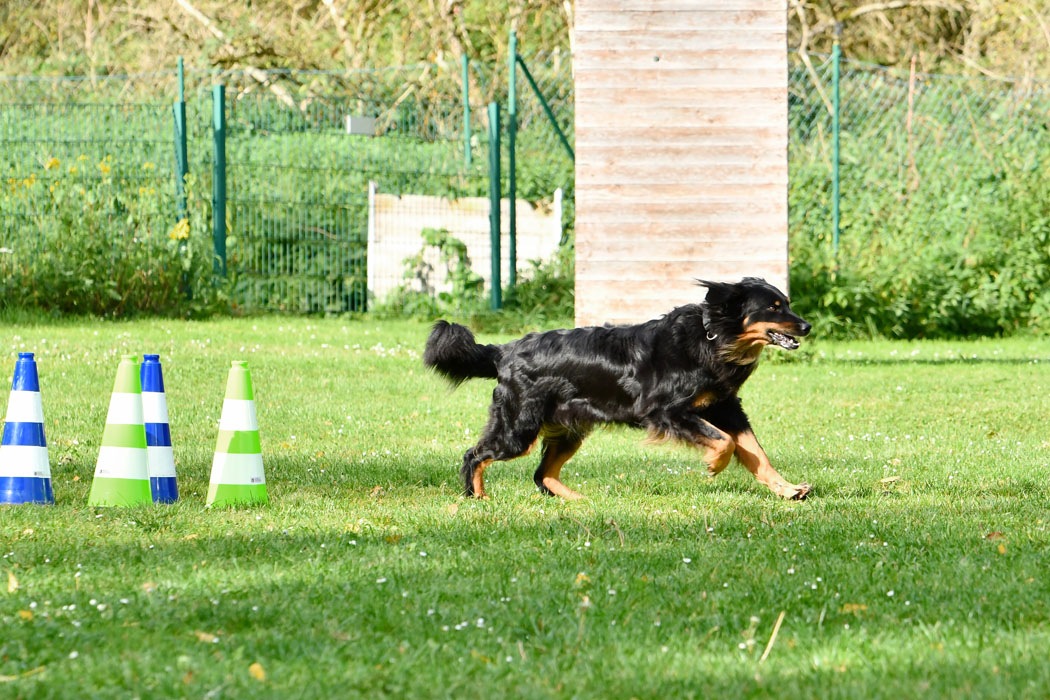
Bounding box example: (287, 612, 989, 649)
(0, 165, 227, 317)
(790, 135, 1050, 338)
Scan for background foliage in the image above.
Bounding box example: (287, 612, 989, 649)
(789, 54, 1050, 338)
(3, 2, 1050, 336)
(4, 1, 1049, 83)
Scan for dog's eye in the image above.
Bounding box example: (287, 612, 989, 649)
(767, 305, 778, 312)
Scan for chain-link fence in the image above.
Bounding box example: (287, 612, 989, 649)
(182, 62, 496, 314)
(790, 52, 1050, 250)
(12, 49, 1041, 325)
(788, 52, 1050, 334)
(511, 49, 575, 239)
(0, 52, 574, 317)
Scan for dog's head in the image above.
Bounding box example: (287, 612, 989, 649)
(698, 278, 812, 363)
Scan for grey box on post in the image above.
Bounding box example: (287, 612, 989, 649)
(345, 116, 376, 136)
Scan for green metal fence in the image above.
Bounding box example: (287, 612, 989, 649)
(789, 51, 1050, 258)
(0, 80, 169, 238)
(13, 50, 1042, 320)
(0, 53, 574, 316)
(509, 46, 575, 233)
(183, 62, 498, 314)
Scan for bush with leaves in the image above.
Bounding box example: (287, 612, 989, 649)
(0, 164, 227, 317)
(790, 143, 1050, 338)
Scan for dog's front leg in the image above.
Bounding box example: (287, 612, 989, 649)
(731, 430, 811, 500)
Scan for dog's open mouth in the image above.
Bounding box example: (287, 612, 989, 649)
(767, 330, 800, 350)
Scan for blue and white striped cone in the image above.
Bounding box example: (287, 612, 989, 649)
(0, 352, 54, 505)
(141, 354, 177, 504)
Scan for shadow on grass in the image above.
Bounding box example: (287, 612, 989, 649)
(4, 495, 1050, 698)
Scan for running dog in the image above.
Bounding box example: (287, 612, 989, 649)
(423, 277, 812, 500)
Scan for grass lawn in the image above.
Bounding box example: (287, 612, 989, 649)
(1, 315, 1049, 698)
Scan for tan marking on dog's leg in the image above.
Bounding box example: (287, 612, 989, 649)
(703, 431, 736, 477)
(536, 442, 584, 501)
(472, 460, 493, 500)
(731, 430, 810, 500)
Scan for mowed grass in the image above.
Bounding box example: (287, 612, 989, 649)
(1, 315, 1049, 698)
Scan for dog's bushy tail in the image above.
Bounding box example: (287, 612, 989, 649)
(423, 321, 501, 386)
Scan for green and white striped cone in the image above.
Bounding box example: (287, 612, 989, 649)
(207, 360, 267, 506)
(87, 354, 152, 507)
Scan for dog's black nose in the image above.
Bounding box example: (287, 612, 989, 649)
(798, 321, 812, 336)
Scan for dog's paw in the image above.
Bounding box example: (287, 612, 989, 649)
(772, 482, 811, 500)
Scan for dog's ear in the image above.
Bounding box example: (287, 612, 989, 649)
(697, 279, 735, 306)
(696, 279, 740, 329)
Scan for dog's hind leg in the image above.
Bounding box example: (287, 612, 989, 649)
(461, 387, 543, 498)
(533, 427, 588, 500)
(460, 448, 491, 499)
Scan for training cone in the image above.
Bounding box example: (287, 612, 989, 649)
(87, 354, 152, 507)
(141, 354, 178, 503)
(207, 360, 267, 506)
(0, 353, 54, 504)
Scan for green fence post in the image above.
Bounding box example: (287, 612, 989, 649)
(832, 37, 841, 259)
(488, 102, 502, 311)
(212, 84, 227, 276)
(507, 30, 518, 295)
(462, 54, 472, 169)
(172, 57, 188, 223)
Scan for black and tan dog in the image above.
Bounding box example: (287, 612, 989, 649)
(424, 277, 812, 500)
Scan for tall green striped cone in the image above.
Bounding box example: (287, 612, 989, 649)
(207, 361, 267, 506)
(87, 354, 152, 507)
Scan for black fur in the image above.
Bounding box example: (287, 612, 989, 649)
(424, 277, 812, 499)
(422, 320, 501, 386)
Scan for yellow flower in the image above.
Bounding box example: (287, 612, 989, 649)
(68, 167, 78, 175)
(44, 157, 60, 170)
(168, 218, 190, 240)
(142, 162, 155, 171)
(98, 162, 111, 174)
(77, 154, 88, 162)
